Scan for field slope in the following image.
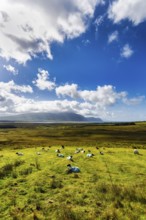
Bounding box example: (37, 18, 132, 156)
(0, 122, 146, 219)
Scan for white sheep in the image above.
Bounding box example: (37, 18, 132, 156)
(86, 153, 94, 158)
(36, 152, 41, 155)
(100, 151, 104, 155)
(74, 150, 80, 154)
(134, 149, 139, 154)
(16, 152, 24, 156)
(67, 155, 73, 161)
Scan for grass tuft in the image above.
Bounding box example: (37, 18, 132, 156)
(20, 167, 33, 175)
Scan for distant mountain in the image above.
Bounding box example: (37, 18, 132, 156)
(0, 112, 102, 123)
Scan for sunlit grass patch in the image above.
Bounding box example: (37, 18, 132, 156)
(0, 144, 146, 219)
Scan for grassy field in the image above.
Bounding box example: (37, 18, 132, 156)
(0, 122, 146, 219)
(0, 122, 146, 148)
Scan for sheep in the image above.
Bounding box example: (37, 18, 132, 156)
(61, 145, 65, 149)
(67, 155, 74, 162)
(16, 152, 24, 156)
(41, 147, 48, 152)
(66, 164, 80, 174)
(36, 152, 41, 155)
(86, 153, 94, 158)
(81, 150, 85, 153)
(55, 149, 60, 153)
(74, 149, 80, 154)
(57, 153, 64, 158)
(74, 148, 83, 154)
(100, 151, 104, 155)
(134, 149, 139, 155)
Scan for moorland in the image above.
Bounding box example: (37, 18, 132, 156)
(0, 122, 146, 220)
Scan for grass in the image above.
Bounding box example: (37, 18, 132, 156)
(0, 122, 146, 148)
(0, 122, 146, 219)
(0, 146, 146, 219)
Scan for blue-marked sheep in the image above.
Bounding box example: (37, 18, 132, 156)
(57, 153, 64, 158)
(66, 164, 80, 174)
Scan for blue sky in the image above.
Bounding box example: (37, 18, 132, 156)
(0, 0, 146, 121)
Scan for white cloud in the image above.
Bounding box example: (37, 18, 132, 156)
(0, 0, 103, 64)
(0, 93, 24, 113)
(0, 93, 143, 120)
(121, 44, 134, 58)
(33, 68, 56, 91)
(3, 64, 18, 75)
(108, 0, 146, 25)
(123, 96, 145, 105)
(0, 80, 33, 113)
(0, 80, 33, 93)
(56, 84, 79, 99)
(0, 89, 109, 119)
(108, 31, 118, 44)
(0, 79, 144, 121)
(79, 85, 126, 105)
(15, 99, 79, 114)
(56, 84, 127, 106)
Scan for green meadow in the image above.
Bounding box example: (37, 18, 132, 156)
(0, 122, 146, 220)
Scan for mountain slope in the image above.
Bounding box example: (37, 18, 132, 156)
(0, 112, 102, 122)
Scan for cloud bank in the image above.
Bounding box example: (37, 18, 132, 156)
(0, 0, 103, 64)
(56, 84, 127, 106)
(0, 71, 144, 121)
